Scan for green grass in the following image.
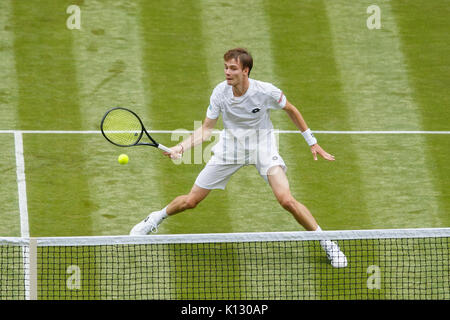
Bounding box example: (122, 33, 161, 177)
(0, 135, 20, 237)
(0, 0, 448, 300)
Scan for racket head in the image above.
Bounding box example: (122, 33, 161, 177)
(100, 107, 145, 147)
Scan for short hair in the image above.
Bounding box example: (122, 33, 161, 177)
(223, 48, 253, 76)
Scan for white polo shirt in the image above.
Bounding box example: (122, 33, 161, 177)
(206, 78, 287, 164)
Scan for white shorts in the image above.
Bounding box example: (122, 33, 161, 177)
(194, 154, 287, 190)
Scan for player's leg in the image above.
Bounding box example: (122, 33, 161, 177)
(266, 165, 347, 268)
(266, 165, 318, 231)
(130, 162, 242, 235)
(129, 185, 210, 235)
(166, 184, 211, 215)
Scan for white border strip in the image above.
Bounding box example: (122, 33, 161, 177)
(25, 228, 450, 246)
(27, 238, 37, 300)
(14, 132, 29, 238)
(0, 237, 30, 246)
(1, 130, 450, 135)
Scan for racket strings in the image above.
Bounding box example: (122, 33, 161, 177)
(102, 109, 143, 146)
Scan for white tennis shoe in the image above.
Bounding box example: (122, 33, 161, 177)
(129, 212, 160, 235)
(321, 240, 348, 268)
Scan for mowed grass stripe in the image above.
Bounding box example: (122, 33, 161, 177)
(0, 0, 19, 130)
(325, 1, 443, 227)
(390, 2, 450, 131)
(200, 0, 279, 86)
(11, 1, 93, 239)
(264, 0, 372, 230)
(139, 0, 235, 299)
(200, 0, 293, 237)
(71, 0, 150, 130)
(391, 1, 450, 226)
(69, 0, 160, 240)
(0, 0, 21, 237)
(325, 1, 421, 131)
(325, 1, 444, 299)
(139, 0, 210, 131)
(200, 0, 312, 299)
(264, 0, 372, 299)
(0, 135, 21, 236)
(139, 0, 223, 233)
(200, 0, 286, 128)
(65, 1, 159, 299)
(200, 2, 303, 298)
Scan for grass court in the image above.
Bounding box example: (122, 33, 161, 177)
(0, 0, 448, 300)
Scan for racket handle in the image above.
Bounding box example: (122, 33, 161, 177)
(157, 144, 173, 154)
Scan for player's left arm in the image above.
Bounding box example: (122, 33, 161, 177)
(283, 100, 335, 161)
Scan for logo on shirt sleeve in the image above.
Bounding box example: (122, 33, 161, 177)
(278, 92, 284, 104)
(251, 107, 261, 113)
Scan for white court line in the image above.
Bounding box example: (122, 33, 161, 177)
(1, 130, 449, 134)
(14, 131, 29, 238)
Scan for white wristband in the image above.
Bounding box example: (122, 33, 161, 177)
(302, 129, 317, 146)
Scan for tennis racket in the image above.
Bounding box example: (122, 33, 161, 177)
(100, 107, 173, 154)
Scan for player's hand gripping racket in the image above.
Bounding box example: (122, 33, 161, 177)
(100, 107, 174, 155)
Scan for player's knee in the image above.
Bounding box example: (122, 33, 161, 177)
(278, 196, 296, 211)
(184, 197, 199, 210)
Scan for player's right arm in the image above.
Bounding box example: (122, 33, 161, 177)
(165, 117, 217, 159)
(165, 84, 222, 159)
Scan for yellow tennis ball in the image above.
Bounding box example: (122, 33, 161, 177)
(118, 154, 129, 165)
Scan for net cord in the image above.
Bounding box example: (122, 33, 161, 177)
(1, 228, 449, 247)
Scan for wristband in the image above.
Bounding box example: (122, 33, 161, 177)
(301, 129, 317, 146)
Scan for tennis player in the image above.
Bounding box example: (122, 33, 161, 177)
(131, 48, 347, 268)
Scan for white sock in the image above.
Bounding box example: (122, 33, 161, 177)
(160, 206, 168, 219)
(152, 206, 168, 224)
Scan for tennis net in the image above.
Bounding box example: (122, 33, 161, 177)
(0, 228, 449, 300)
